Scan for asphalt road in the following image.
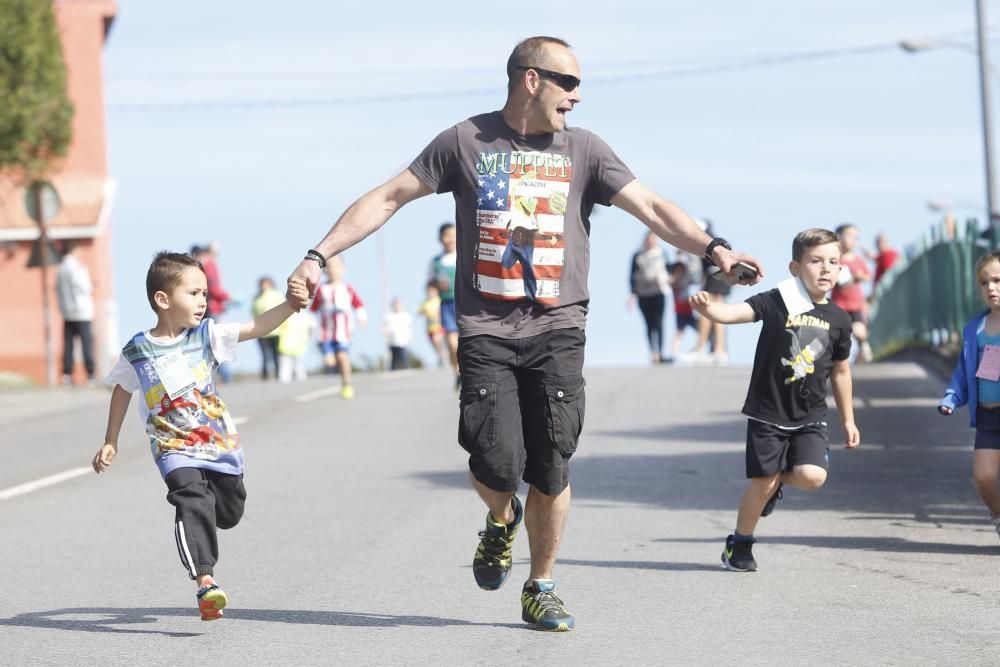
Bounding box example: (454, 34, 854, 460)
(1, 362, 997, 665)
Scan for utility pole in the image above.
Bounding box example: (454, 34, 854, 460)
(975, 0, 999, 246)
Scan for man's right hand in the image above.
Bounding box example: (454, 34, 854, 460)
(288, 258, 321, 309)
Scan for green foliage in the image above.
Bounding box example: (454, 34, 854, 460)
(0, 0, 73, 176)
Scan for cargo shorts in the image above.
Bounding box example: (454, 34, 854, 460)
(457, 327, 586, 496)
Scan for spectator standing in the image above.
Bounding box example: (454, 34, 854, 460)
(383, 297, 413, 370)
(55, 240, 96, 385)
(278, 309, 313, 383)
(252, 277, 283, 380)
(629, 231, 670, 364)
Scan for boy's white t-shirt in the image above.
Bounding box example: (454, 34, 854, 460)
(106, 318, 244, 478)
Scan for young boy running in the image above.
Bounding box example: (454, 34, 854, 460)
(690, 228, 861, 571)
(93, 251, 308, 619)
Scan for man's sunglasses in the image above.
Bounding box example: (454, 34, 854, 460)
(515, 65, 581, 92)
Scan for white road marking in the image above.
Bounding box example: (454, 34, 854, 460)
(0, 466, 92, 501)
(293, 385, 343, 403)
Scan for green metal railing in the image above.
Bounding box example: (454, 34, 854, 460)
(869, 219, 987, 359)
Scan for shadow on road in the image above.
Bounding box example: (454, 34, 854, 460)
(653, 535, 999, 556)
(558, 558, 724, 572)
(0, 607, 523, 637)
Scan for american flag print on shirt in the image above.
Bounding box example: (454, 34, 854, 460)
(473, 150, 571, 306)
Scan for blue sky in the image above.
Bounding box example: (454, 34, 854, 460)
(102, 1, 995, 372)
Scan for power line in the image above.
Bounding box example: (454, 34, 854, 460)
(101, 37, 961, 113)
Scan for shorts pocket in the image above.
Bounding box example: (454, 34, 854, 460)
(544, 375, 586, 456)
(459, 378, 498, 455)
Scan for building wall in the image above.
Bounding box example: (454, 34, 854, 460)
(0, 1, 117, 385)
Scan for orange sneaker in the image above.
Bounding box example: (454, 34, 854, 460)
(196, 582, 227, 621)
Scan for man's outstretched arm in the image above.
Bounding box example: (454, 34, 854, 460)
(288, 169, 434, 305)
(610, 180, 764, 283)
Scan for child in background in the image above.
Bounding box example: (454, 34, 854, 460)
(93, 251, 307, 620)
(939, 250, 1000, 542)
(690, 228, 860, 571)
(417, 283, 447, 367)
(311, 256, 367, 399)
(666, 261, 698, 363)
(278, 309, 314, 383)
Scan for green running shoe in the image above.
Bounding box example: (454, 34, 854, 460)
(473, 495, 523, 590)
(721, 534, 758, 572)
(521, 579, 575, 631)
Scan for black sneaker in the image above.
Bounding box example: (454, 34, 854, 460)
(761, 483, 783, 517)
(521, 579, 575, 631)
(721, 534, 758, 572)
(473, 496, 523, 590)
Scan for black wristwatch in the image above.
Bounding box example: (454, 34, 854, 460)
(704, 237, 731, 266)
(304, 249, 327, 269)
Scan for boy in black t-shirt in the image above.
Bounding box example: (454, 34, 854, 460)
(690, 228, 861, 571)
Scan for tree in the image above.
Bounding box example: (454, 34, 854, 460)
(0, 0, 73, 177)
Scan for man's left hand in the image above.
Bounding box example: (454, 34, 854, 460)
(713, 247, 765, 285)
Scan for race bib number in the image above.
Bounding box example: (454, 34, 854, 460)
(976, 344, 1000, 381)
(153, 350, 197, 399)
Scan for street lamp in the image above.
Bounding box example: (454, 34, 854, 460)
(900, 0, 999, 247)
(926, 198, 984, 213)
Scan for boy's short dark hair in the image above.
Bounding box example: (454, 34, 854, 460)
(668, 262, 687, 274)
(792, 228, 840, 262)
(438, 222, 455, 239)
(146, 251, 204, 313)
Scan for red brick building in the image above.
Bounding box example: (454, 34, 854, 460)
(0, 0, 118, 384)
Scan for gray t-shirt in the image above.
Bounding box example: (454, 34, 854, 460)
(409, 111, 635, 339)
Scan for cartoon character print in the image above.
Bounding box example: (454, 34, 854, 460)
(780, 328, 828, 385)
(148, 391, 236, 456)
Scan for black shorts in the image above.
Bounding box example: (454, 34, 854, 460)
(676, 312, 698, 331)
(845, 310, 866, 324)
(745, 419, 830, 478)
(974, 406, 1000, 449)
(457, 327, 586, 496)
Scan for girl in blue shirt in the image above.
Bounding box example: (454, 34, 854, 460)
(939, 251, 1000, 541)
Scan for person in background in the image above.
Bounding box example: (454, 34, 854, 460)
(252, 277, 284, 380)
(278, 308, 313, 383)
(628, 231, 670, 364)
(56, 240, 96, 385)
(193, 243, 234, 382)
(429, 222, 459, 387)
(866, 233, 900, 289)
(666, 261, 699, 363)
(417, 283, 447, 367)
(832, 223, 873, 362)
(310, 255, 366, 399)
(692, 220, 731, 365)
(383, 297, 413, 370)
